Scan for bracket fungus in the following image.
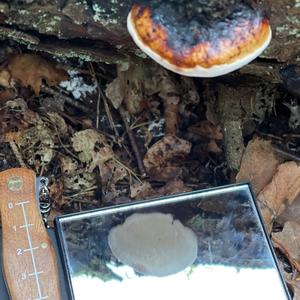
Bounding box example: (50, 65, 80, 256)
(127, 1, 272, 77)
(108, 212, 198, 277)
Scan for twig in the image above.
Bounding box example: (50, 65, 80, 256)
(89, 63, 101, 129)
(272, 145, 300, 162)
(9, 141, 26, 167)
(119, 106, 146, 177)
(68, 186, 97, 198)
(42, 85, 93, 114)
(97, 87, 121, 139)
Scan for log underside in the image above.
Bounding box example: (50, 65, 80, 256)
(0, 0, 299, 76)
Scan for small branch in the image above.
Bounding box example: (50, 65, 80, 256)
(119, 106, 146, 177)
(89, 63, 101, 129)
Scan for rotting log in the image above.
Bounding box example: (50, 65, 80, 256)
(0, 0, 299, 72)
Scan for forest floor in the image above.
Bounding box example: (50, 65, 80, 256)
(0, 41, 300, 298)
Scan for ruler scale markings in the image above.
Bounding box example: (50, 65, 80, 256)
(15, 201, 30, 206)
(1, 169, 61, 300)
(23, 246, 39, 252)
(28, 271, 44, 276)
(20, 223, 34, 229)
(18, 201, 46, 300)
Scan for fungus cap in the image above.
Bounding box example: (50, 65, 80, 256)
(108, 212, 198, 277)
(127, 2, 272, 77)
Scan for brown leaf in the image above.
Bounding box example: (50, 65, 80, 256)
(46, 112, 69, 137)
(207, 139, 223, 154)
(143, 135, 191, 181)
(236, 138, 281, 195)
(0, 69, 11, 88)
(101, 160, 127, 186)
(279, 194, 300, 224)
(71, 129, 127, 186)
(130, 178, 191, 200)
(164, 102, 178, 135)
(130, 181, 153, 199)
(273, 221, 300, 273)
(288, 280, 300, 300)
(72, 129, 114, 171)
(153, 178, 192, 197)
(105, 77, 124, 110)
(188, 120, 223, 140)
(257, 161, 300, 231)
(7, 54, 68, 95)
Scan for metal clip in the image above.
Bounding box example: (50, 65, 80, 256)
(37, 176, 52, 227)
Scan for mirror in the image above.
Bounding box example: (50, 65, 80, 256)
(55, 184, 291, 300)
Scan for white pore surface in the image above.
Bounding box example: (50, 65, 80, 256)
(127, 11, 272, 77)
(108, 212, 198, 277)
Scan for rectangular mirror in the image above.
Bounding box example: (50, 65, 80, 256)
(55, 183, 291, 300)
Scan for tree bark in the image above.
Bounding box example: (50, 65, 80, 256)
(0, 0, 299, 67)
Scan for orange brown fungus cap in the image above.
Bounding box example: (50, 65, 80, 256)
(127, 1, 271, 77)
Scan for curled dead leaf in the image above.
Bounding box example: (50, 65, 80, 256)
(18, 121, 55, 166)
(272, 221, 300, 273)
(143, 135, 191, 181)
(72, 129, 114, 171)
(71, 129, 127, 186)
(236, 138, 281, 195)
(130, 181, 153, 199)
(7, 54, 68, 95)
(257, 161, 300, 232)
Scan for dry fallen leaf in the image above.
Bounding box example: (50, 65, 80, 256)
(288, 280, 300, 300)
(153, 178, 192, 197)
(71, 129, 127, 186)
(101, 160, 127, 186)
(236, 137, 281, 195)
(273, 221, 300, 273)
(18, 121, 55, 166)
(7, 54, 68, 95)
(130, 178, 191, 200)
(257, 161, 300, 231)
(72, 129, 114, 171)
(105, 77, 125, 110)
(130, 181, 153, 199)
(188, 120, 223, 140)
(143, 135, 191, 181)
(0, 69, 11, 88)
(279, 194, 300, 224)
(46, 112, 69, 137)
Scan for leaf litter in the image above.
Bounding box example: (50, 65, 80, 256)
(1, 48, 300, 298)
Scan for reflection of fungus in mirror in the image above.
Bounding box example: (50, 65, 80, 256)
(108, 212, 198, 277)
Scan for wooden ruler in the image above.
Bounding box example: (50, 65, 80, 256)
(0, 168, 61, 300)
